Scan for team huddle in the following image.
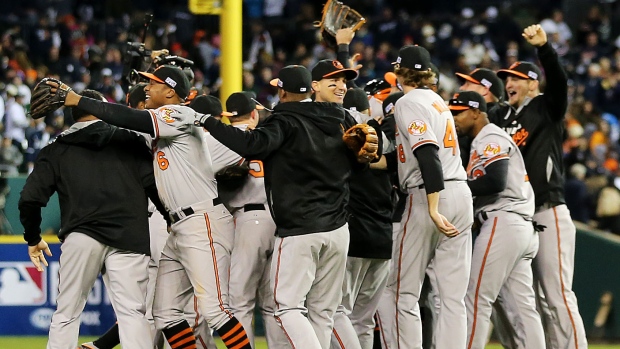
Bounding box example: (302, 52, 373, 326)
(18, 23, 587, 349)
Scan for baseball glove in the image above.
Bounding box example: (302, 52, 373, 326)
(343, 124, 379, 163)
(315, 0, 366, 48)
(215, 161, 250, 192)
(30, 78, 73, 119)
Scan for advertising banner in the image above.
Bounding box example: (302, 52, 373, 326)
(0, 238, 116, 335)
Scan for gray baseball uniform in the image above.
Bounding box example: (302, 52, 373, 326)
(146, 202, 216, 349)
(386, 88, 473, 349)
(464, 123, 544, 349)
(206, 126, 289, 349)
(143, 105, 240, 339)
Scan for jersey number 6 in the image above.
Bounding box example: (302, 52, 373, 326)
(157, 151, 169, 170)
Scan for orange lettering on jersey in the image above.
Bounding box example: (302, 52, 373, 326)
(432, 100, 449, 113)
(161, 108, 175, 123)
(466, 151, 482, 178)
(512, 128, 528, 147)
(408, 120, 427, 135)
(248, 160, 264, 178)
(443, 119, 457, 156)
(157, 151, 169, 170)
(398, 144, 406, 163)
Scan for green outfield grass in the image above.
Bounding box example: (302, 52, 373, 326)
(0, 337, 619, 349)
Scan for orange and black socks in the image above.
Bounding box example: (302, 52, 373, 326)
(216, 317, 251, 349)
(163, 320, 197, 349)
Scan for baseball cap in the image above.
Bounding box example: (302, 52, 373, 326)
(126, 83, 147, 108)
(222, 92, 265, 117)
(343, 88, 370, 112)
(189, 95, 223, 116)
(269, 65, 312, 93)
(311, 60, 359, 81)
(384, 72, 397, 87)
(392, 45, 431, 71)
(138, 65, 191, 100)
(448, 91, 487, 113)
(497, 62, 542, 81)
(456, 68, 504, 100)
(383, 92, 405, 117)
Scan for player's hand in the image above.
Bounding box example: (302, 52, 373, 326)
(28, 240, 52, 272)
(44, 79, 80, 107)
(348, 53, 363, 71)
(336, 28, 355, 45)
(430, 212, 459, 237)
(522, 24, 547, 47)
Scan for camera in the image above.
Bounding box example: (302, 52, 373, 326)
(121, 14, 195, 88)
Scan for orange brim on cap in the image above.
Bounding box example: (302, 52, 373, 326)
(137, 71, 165, 84)
(269, 78, 280, 87)
(384, 72, 397, 86)
(323, 68, 359, 80)
(455, 72, 481, 85)
(448, 105, 471, 111)
(497, 69, 530, 80)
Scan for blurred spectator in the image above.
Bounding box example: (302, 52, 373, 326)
(596, 176, 620, 234)
(3, 85, 29, 152)
(565, 163, 591, 223)
(0, 137, 23, 176)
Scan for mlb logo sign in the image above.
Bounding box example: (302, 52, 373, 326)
(0, 262, 46, 306)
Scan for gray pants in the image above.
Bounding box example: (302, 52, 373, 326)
(385, 181, 473, 349)
(47, 232, 151, 349)
(153, 204, 235, 332)
(533, 205, 588, 349)
(229, 208, 289, 349)
(331, 257, 390, 349)
(271, 224, 350, 349)
(147, 210, 216, 349)
(466, 212, 544, 349)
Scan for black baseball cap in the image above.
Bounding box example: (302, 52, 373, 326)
(456, 68, 505, 100)
(189, 95, 223, 116)
(383, 92, 405, 117)
(138, 65, 191, 100)
(126, 83, 147, 108)
(343, 88, 370, 112)
(497, 61, 542, 81)
(223, 92, 265, 117)
(448, 91, 487, 113)
(270, 65, 312, 94)
(311, 59, 359, 81)
(393, 45, 431, 71)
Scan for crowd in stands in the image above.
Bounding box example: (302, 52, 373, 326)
(0, 0, 619, 233)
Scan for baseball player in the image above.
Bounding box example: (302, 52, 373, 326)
(332, 87, 393, 349)
(20, 89, 163, 349)
(449, 91, 545, 349)
(201, 91, 289, 349)
(196, 64, 376, 349)
(495, 24, 587, 349)
(455, 68, 523, 349)
(386, 45, 473, 349)
(82, 85, 217, 349)
(48, 65, 252, 349)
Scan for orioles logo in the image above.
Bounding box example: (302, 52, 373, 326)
(483, 143, 501, 157)
(512, 128, 529, 147)
(333, 60, 344, 69)
(161, 108, 175, 123)
(408, 120, 427, 135)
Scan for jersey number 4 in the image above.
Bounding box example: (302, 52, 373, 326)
(398, 119, 457, 163)
(443, 119, 457, 156)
